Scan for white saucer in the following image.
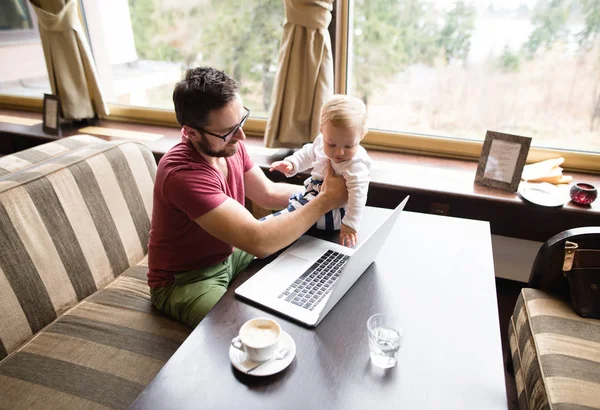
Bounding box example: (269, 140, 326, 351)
(229, 330, 296, 376)
(518, 182, 566, 208)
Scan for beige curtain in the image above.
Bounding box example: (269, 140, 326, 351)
(264, 0, 334, 148)
(30, 0, 109, 120)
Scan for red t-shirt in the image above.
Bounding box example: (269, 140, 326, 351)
(147, 135, 254, 288)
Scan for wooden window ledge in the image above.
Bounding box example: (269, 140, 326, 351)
(1, 108, 598, 242)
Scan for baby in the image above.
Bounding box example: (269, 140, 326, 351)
(267, 94, 372, 247)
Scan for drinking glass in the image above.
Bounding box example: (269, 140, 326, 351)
(367, 313, 404, 369)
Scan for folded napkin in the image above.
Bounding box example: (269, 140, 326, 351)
(521, 157, 573, 184)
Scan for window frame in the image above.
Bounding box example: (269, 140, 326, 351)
(0, 0, 598, 173)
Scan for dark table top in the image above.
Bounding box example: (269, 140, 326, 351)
(133, 208, 507, 410)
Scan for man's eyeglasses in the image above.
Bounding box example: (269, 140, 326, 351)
(196, 107, 250, 143)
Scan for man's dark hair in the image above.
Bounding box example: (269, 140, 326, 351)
(173, 67, 239, 129)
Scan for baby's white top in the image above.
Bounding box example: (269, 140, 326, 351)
(283, 134, 372, 231)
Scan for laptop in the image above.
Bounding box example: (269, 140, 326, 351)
(235, 196, 410, 327)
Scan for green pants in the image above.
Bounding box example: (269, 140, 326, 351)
(151, 249, 255, 327)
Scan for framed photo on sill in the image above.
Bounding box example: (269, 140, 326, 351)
(43, 93, 61, 136)
(475, 130, 532, 192)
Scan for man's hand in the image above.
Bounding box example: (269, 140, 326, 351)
(269, 160, 294, 174)
(340, 224, 358, 248)
(319, 162, 348, 210)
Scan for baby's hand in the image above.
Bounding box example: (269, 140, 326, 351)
(340, 224, 358, 248)
(269, 160, 294, 174)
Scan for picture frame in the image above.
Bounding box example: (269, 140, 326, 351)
(43, 93, 61, 136)
(475, 130, 532, 192)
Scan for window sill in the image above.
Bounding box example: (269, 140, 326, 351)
(1, 107, 598, 242)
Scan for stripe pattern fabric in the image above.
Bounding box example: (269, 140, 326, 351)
(0, 262, 191, 409)
(0, 135, 104, 177)
(0, 137, 192, 408)
(509, 288, 600, 410)
(260, 178, 346, 230)
(0, 137, 157, 360)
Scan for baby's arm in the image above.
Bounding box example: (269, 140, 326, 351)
(270, 160, 294, 175)
(269, 143, 316, 177)
(341, 160, 371, 233)
(282, 136, 321, 177)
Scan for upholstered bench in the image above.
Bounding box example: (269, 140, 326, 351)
(0, 134, 103, 176)
(0, 137, 191, 409)
(508, 288, 600, 410)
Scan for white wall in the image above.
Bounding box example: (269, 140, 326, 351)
(491, 235, 542, 283)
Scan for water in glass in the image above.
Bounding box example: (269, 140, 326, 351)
(368, 325, 402, 368)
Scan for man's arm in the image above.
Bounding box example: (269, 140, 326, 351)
(244, 164, 301, 210)
(198, 163, 347, 258)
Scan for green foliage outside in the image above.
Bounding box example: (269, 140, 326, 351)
(128, 0, 182, 62)
(578, 0, 600, 129)
(127, 0, 600, 131)
(523, 0, 600, 56)
(498, 46, 521, 72)
(523, 0, 600, 129)
(128, 0, 282, 112)
(578, 0, 600, 49)
(437, 0, 476, 64)
(127, 0, 477, 110)
(353, 0, 434, 105)
(200, 0, 283, 111)
(353, 0, 475, 105)
(1, 0, 31, 29)
(524, 0, 570, 56)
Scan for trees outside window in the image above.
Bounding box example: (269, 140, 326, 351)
(124, 0, 283, 115)
(350, 0, 599, 153)
(1, 0, 598, 156)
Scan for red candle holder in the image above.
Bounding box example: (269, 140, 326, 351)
(569, 183, 597, 205)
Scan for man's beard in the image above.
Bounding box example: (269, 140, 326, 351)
(194, 134, 237, 158)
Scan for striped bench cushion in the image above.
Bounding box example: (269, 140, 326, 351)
(0, 140, 157, 360)
(509, 288, 600, 410)
(0, 135, 104, 176)
(0, 260, 191, 409)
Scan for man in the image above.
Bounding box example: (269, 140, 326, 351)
(148, 67, 348, 327)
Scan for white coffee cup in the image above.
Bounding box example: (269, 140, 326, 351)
(231, 317, 281, 362)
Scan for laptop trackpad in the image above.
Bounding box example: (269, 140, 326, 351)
(274, 254, 311, 271)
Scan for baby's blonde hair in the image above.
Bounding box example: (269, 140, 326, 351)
(320, 94, 368, 137)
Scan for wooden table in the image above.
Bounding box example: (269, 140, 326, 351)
(132, 208, 507, 409)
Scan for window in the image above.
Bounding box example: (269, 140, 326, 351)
(83, 0, 284, 117)
(1, 0, 33, 30)
(0, 0, 50, 97)
(350, 0, 600, 154)
(1, 0, 599, 171)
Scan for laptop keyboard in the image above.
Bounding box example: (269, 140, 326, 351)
(278, 250, 350, 311)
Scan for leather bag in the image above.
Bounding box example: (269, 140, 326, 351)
(563, 241, 600, 319)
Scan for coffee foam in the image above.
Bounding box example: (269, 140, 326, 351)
(242, 320, 280, 348)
